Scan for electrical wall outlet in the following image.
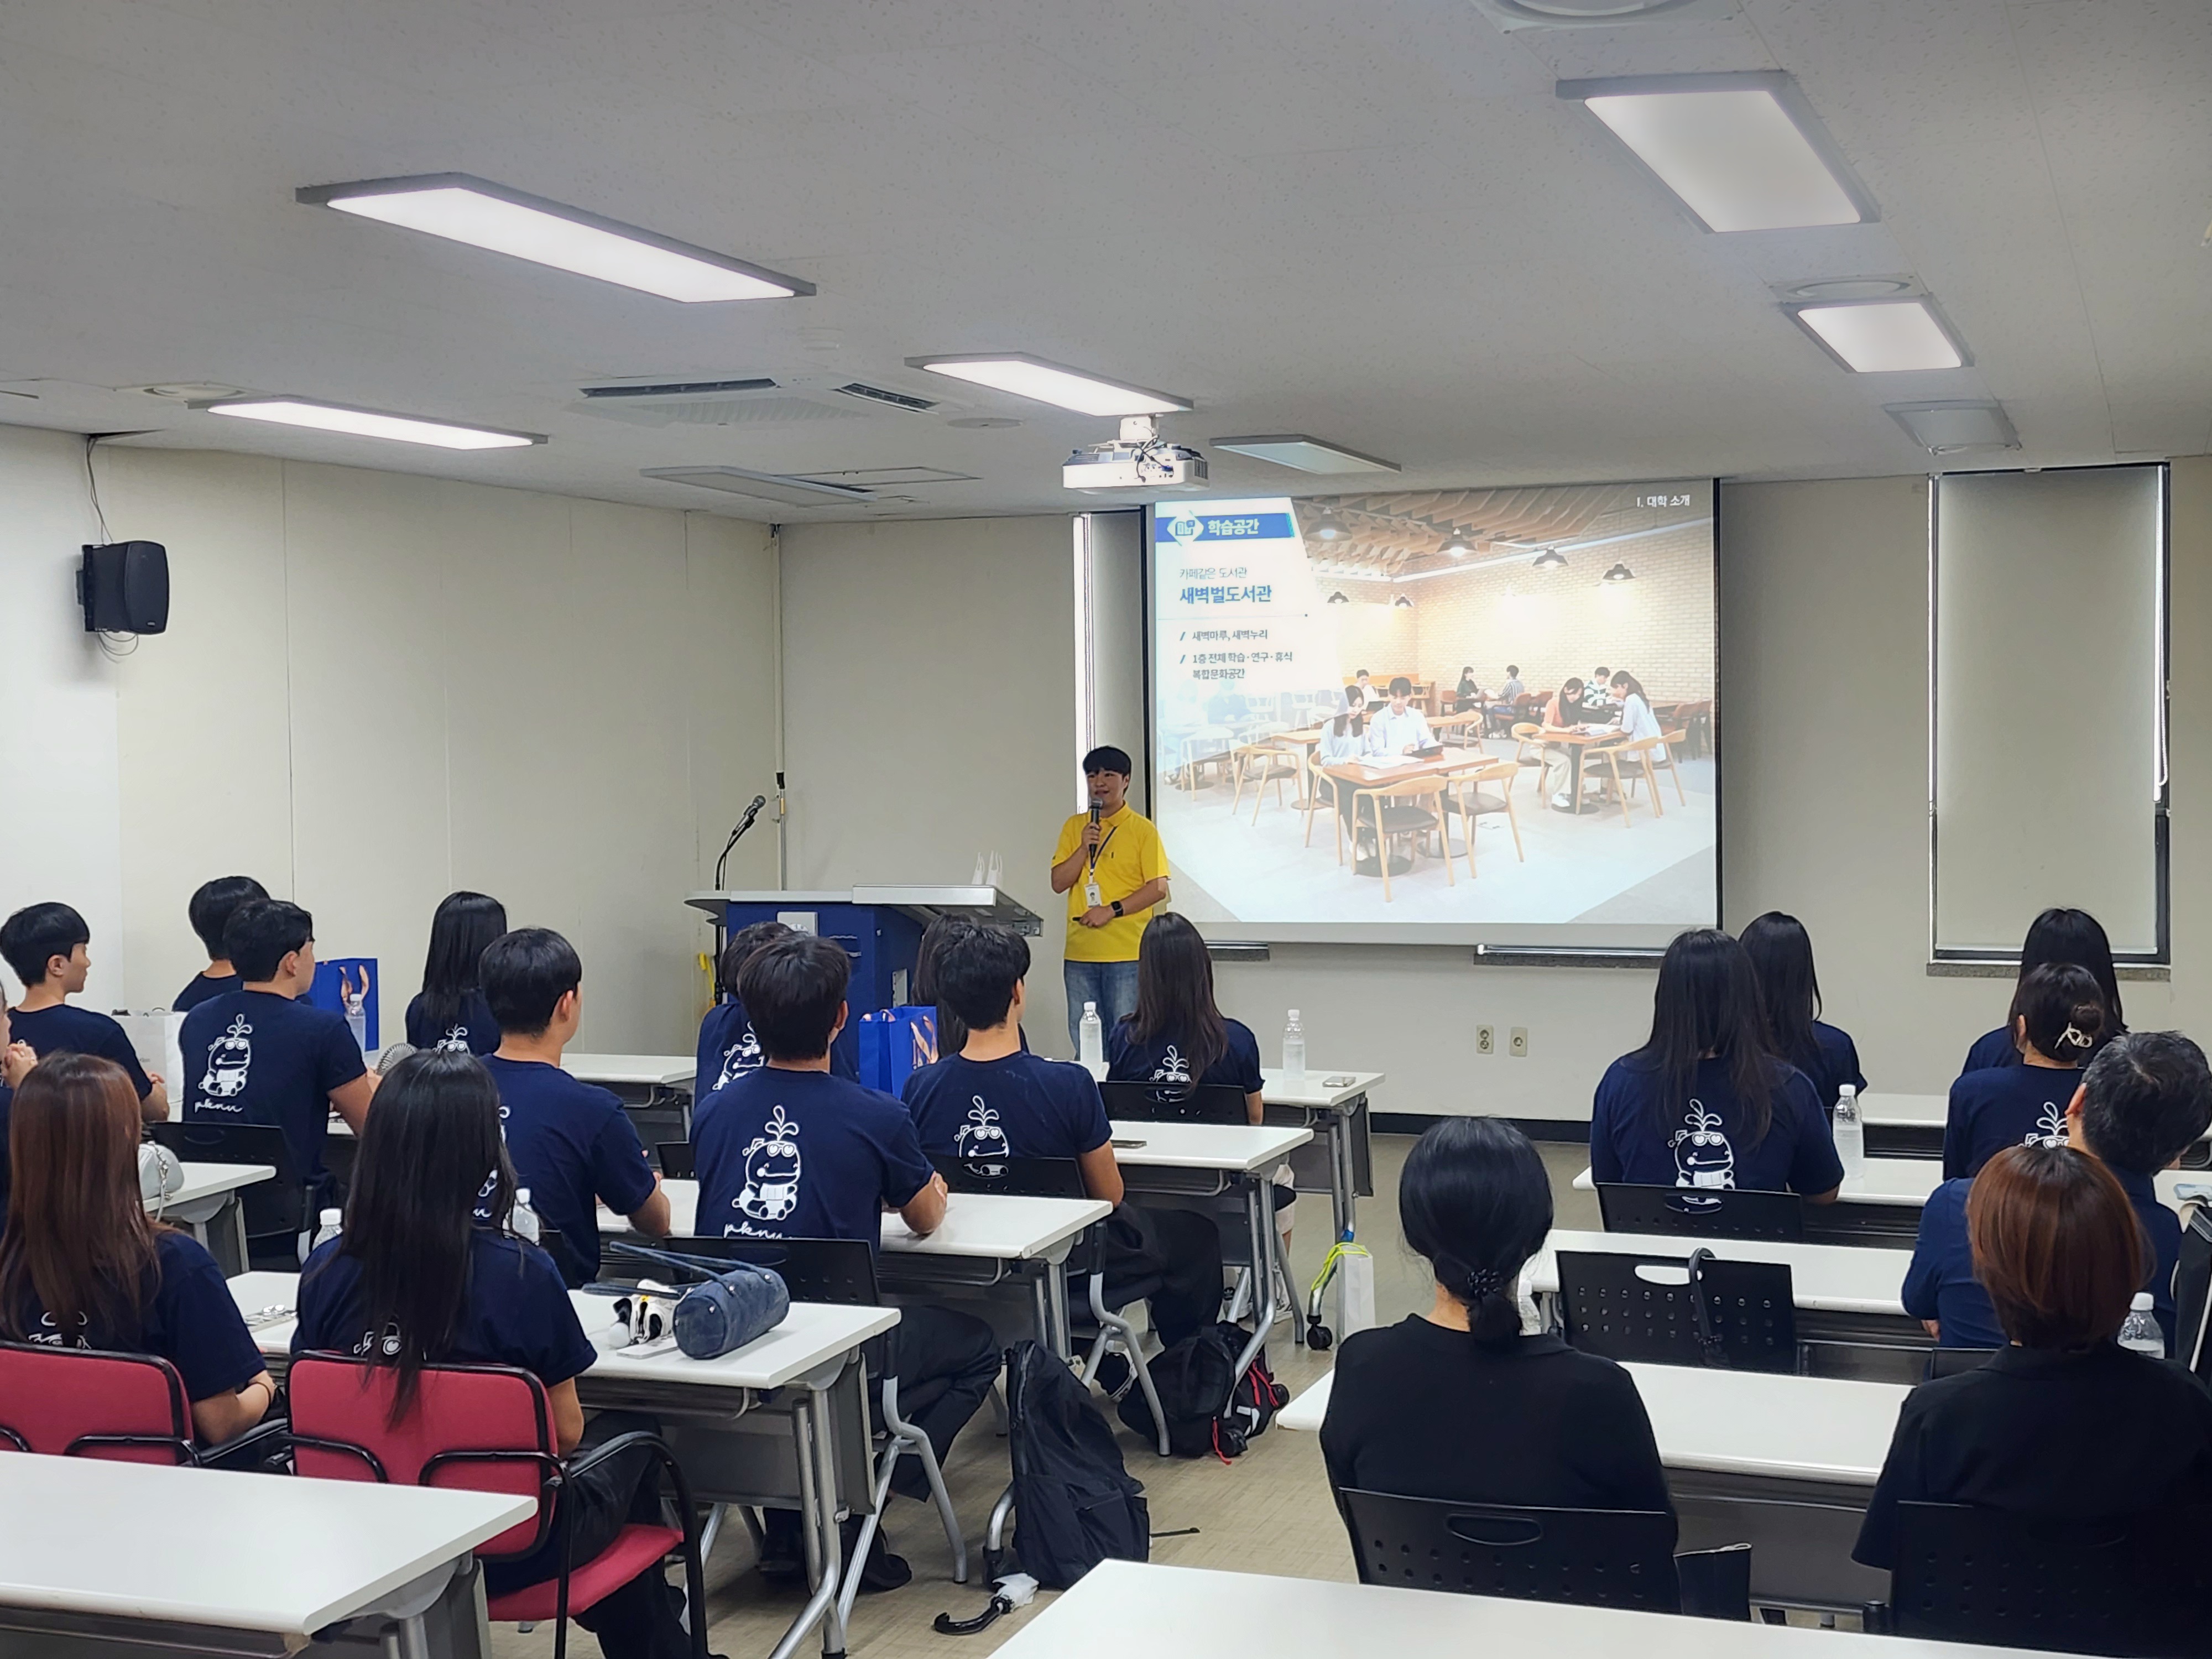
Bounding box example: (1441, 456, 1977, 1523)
(1476, 1025, 1495, 1055)
(1509, 1026, 1529, 1057)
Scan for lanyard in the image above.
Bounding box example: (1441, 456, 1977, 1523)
(1089, 823, 1119, 871)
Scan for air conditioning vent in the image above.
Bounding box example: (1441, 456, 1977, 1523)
(580, 378, 780, 399)
(831, 382, 938, 413)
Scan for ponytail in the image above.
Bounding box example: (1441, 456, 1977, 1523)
(1400, 1118, 1551, 1350)
(2014, 963, 2107, 1066)
(1457, 1262, 1524, 1344)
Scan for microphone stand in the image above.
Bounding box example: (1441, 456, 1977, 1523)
(712, 795, 769, 965)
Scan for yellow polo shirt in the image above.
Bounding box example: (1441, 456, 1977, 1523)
(1052, 804, 1168, 963)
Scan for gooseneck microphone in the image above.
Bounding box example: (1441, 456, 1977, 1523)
(716, 794, 770, 889)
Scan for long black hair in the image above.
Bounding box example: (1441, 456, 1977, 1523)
(1739, 911, 1824, 1078)
(2015, 908, 2125, 1034)
(417, 891, 507, 1032)
(914, 915, 979, 1058)
(1399, 1117, 1551, 1345)
(317, 1049, 516, 1419)
(1126, 912, 1229, 1083)
(1631, 928, 1778, 1147)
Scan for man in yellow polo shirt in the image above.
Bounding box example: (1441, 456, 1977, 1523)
(1049, 745, 1170, 1050)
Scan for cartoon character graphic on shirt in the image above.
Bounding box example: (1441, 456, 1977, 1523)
(2027, 1098, 2069, 1149)
(1148, 1045, 1192, 1085)
(197, 1014, 254, 1108)
(437, 1025, 472, 1053)
(1670, 1101, 1735, 1190)
(352, 1322, 404, 1359)
(954, 1098, 1009, 1173)
(733, 1104, 803, 1224)
(24, 1310, 90, 1349)
(715, 1023, 763, 1090)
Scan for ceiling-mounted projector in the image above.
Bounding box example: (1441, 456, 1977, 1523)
(1063, 415, 1208, 492)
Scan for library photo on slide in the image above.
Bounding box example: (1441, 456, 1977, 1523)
(1149, 479, 1718, 945)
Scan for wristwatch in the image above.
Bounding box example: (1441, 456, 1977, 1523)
(1110, 899, 1125, 917)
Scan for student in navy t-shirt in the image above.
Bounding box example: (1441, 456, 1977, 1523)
(1740, 912, 1867, 1112)
(295, 1050, 691, 1658)
(1943, 964, 2104, 1178)
(1104, 912, 1266, 1118)
(476, 926, 668, 1287)
(174, 875, 268, 1013)
(402, 890, 507, 1055)
(1910, 1031, 2209, 1352)
(0, 901, 167, 1120)
(905, 924, 1225, 1349)
(695, 933, 998, 1590)
(179, 900, 376, 1198)
(0, 1006, 31, 1236)
(1590, 929, 1844, 1200)
(1959, 907, 2127, 1076)
(0, 1052, 273, 1448)
(695, 920, 860, 1092)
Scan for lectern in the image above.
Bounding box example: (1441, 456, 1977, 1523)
(686, 886, 1043, 1077)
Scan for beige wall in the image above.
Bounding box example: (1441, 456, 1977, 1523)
(778, 516, 1084, 1046)
(96, 448, 778, 1051)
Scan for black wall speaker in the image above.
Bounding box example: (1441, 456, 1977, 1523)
(79, 541, 169, 634)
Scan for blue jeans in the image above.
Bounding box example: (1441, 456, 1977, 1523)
(1064, 958, 1140, 1052)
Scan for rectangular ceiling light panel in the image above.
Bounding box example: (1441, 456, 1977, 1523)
(1791, 299, 1966, 373)
(1558, 72, 1874, 233)
(299, 174, 813, 301)
(1210, 435, 1400, 474)
(905, 353, 1189, 416)
(204, 397, 542, 450)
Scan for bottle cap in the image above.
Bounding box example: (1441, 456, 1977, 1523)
(2132, 1291, 2154, 1310)
(1084, 1001, 1097, 1014)
(1288, 1009, 1301, 1021)
(517, 1188, 531, 1204)
(320, 1208, 342, 1225)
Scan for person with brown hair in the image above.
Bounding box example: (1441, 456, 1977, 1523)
(0, 1052, 272, 1446)
(1856, 1142, 2212, 1569)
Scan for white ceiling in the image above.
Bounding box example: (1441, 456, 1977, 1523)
(2, 0, 2208, 521)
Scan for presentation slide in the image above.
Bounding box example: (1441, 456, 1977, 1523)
(1147, 481, 1717, 948)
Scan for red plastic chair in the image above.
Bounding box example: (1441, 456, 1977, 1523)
(288, 1352, 706, 1659)
(0, 1340, 198, 1464)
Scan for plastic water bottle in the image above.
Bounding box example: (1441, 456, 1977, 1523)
(311, 1208, 343, 1251)
(986, 849, 1004, 889)
(1283, 1010, 1307, 1082)
(1078, 1002, 1104, 1071)
(512, 1187, 542, 1244)
(2120, 1291, 2164, 1357)
(1832, 1085, 1865, 1180)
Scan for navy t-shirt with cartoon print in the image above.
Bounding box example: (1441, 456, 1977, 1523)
(13, 1230, 265, 1404)
(404, 991, 500, 1056)
(1942, 1063, 2082, 1179)
(1104, 1015, 1265, 1094)
(1590, 1054, 1844, 1196)
(481, 1055, 656, 1287)
(174, 972, 242, 1013)
(693, 1067, 932, 1254)
(8, 1005, 153, 1098)
(902, 1051, 1113, 1164)
(695, 1000, 855, 1091)
(180, 989, 365, 1186)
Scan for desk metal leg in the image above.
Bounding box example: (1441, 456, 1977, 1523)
(1044, 1260, 1072, 1361)
(768, 1386, 848, 1659)
(1227, 1177, 1282, 1402)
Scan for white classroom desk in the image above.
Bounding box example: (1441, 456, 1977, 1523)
(1279, 1359, 1906, 1610)
(1112, 1119, 1314, 1377)
(565, 1052, 697, 1138)
(232, 1272, 895, 1659)
(0, 1450, 531, 1656)
(984, 1559, 2018, 1659)
(151, 1161, 275, 1277)
(1258, 1067, 1384, 1243)
(596, 1183, 1109, 1358)
(1574, 1161, 2206, 1244)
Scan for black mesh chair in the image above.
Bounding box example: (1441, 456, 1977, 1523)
(603, 1233, 967, 1601)
(656, 1142, 694, 1180)
(1558, 1250, 1798, 1373)
(1874, 1501, 2212, 1657)
(1340, 1491, 1749, 1619)
(928, 1155, 1171, 1455)
(1597, 1183, 1804, 1243)
(1923, 1347, 2000, 1380)
(1098, 1079, 1248, 1126)
(150, 1121, 309, 1270)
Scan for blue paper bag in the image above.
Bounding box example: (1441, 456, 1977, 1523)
(858, 1005, 938, 1095)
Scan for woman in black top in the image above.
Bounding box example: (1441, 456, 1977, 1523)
(1321, 1118, 1672, 1536)
(1104, 912, 1265, 1123)
(294, 1052, 691, 1659)
(1855, 1142, 2212, 1569)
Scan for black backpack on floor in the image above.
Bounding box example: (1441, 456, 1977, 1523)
(1004, 1340, 1149, 1588)
(1117, 1322, 1288, 1460)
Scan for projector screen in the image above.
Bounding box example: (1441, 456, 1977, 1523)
(1146, 480, 1717, 948)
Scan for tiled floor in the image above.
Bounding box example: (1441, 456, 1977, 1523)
(491, 1136, 1606, 1659)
